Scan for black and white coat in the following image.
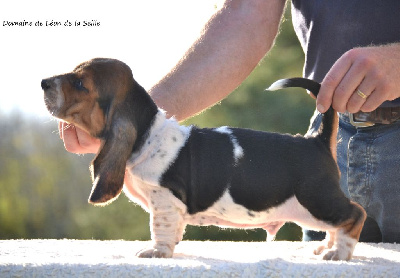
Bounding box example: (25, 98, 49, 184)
(41, 58, 366, 260)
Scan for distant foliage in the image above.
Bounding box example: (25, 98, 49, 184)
(0, 113, 150, 240)
(0, 8, 311, 242)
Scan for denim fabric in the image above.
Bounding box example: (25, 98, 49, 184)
(303, 111, 400, 243)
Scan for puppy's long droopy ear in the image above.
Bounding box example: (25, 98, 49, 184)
(88, 114, 136, 206)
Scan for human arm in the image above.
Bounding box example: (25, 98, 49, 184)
(316, 43, 400, 114)
(59, 0, 286, 153)
(150, 0, 287, 120)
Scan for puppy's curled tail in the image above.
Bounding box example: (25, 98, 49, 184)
(267, 78, 338, 161)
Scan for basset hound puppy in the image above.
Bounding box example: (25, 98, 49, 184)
(41, 58, 366, 260)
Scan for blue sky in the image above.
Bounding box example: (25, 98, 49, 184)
(0, 0, 220, 118)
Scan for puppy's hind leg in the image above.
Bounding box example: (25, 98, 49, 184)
(321, 202, 366, 261)
(296, 174, 366, 260)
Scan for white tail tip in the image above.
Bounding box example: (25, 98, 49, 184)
(265, 79, 288, 91)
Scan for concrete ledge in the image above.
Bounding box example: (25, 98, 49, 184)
(1, 240, 400, 277)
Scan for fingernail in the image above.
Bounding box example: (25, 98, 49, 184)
(317, 104, 325, 113)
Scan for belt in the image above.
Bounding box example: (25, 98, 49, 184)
(348, 107, 400, 127)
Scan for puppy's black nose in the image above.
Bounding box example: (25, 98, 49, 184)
(41, 79, 51, 90)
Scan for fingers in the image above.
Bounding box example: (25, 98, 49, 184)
(59, 121, 101, 154)
(124, 169, 133, 188)
(317, 45, 400, 114)
(360, 69, 395, 112)
(346, 77, 375, 113)
(58, 121, 64, 139)
(75, 126, 102, 153)
(316, 53, 352, 113)
(318, 49, 368, 113)
(61, 123, 83, 153)
(346, 88, 369, 113)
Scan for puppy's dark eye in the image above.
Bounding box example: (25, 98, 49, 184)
(74, 79, 85, 90)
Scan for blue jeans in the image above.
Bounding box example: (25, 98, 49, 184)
(303, 111, 400, 243)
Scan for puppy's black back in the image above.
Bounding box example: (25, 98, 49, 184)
(161, 78, 340, 215)
(160, 124, 341, 215)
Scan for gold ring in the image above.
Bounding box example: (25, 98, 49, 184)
(356, 89, 367, 99)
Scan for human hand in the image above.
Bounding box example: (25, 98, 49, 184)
(317, 44, 400, 113)
(58, 122, 101, 154)
(58, 122, 134, 187)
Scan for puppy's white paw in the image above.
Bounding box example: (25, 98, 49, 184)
(315, 241, 353, 260)
(322, 248, 352, 261)
(314, 244, 326, 256)
(320, 231, 357, 261)
(136, 244, 174, 258)
(314, 238, 334, 256)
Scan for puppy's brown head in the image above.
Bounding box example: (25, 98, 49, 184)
(42, 58, 158, 206)
(41, 58, 134, 136)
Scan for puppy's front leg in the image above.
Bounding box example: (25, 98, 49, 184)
(137, 189, 185, 258)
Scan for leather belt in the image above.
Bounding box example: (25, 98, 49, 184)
(348, 107, 400, 127)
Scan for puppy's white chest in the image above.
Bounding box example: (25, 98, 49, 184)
(127, 111, 190, 186)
